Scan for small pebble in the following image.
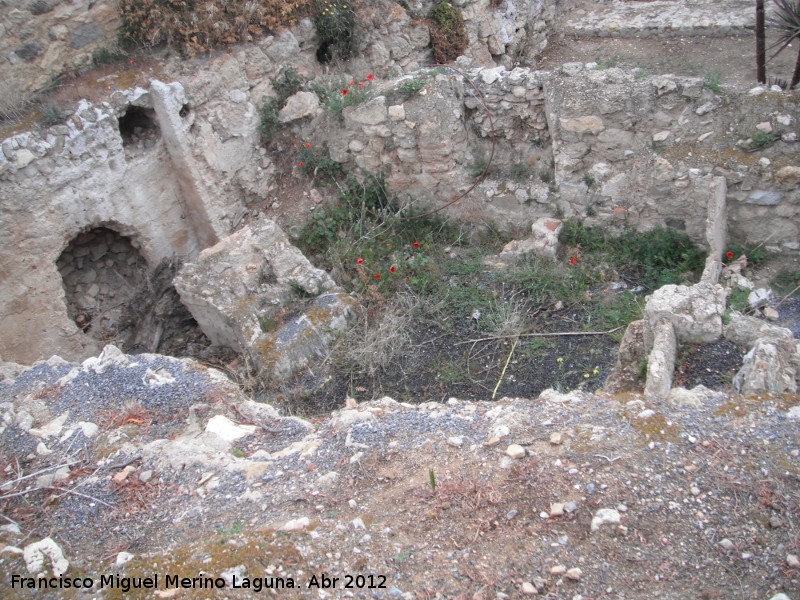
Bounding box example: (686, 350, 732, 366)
(550, 565, 566, 575)
(690, 485, 700, 496)
(787, 554, 800, 568)
(506, 444, 526, 459)
(549, 432, 563, 445)
(565, 568, 582, 580)
(550, 503, 565, 517)
(719, 538, 734, 551)
(521, 582, 537, 595)
(591, 508, 621, 532)
(447, 436, 463, 448)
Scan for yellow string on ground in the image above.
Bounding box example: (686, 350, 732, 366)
(491, 337, 518, 400)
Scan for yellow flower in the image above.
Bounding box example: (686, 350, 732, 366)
(593, 368, 600, 375)
(583, 373, 590, 378)
(556, 357, 564, 364)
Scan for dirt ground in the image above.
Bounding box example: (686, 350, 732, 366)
(539, 33, 797, 89)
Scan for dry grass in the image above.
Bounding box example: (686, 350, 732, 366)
(343, 291, 420, 378)
(119, 0, 315, 57)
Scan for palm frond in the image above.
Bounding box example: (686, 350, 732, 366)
(767, 0, 800, 59)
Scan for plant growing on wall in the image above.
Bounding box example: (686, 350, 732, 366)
(428, 1, 468, 63)
(314, 0, 358, 62)
(119, 0, 312, 55)
(767, 0, 800, 88)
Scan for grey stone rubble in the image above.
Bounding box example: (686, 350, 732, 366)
(173, 218, 355, 382)
(1, 351, 798, 596)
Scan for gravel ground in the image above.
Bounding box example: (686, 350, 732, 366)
(1, 349, 798, 599)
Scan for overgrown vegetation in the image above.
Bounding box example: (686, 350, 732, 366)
(560, 221, 707, 290)
(703, 71, 724, 95)
(292, 164, 713, 408)
(428, 1, 468, 63)
(313, 0, 358, 62)
(750, 129, 776, 149)
(310, 73, 376, 118)
(118, 0, 312, 56)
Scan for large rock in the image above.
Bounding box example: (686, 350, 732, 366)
(726, 316, 799, 394)
(644, 282, 725, 346)
(604, 320, 646, 394)
(278, 91, 321, 123)
(498, 218, 563, 261)
(174, 219, 354, 379)
(734, 337, 798, 395)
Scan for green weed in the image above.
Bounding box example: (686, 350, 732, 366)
(728, 287, 750, 312)
(750, 129, 776, 149)
(429, 1, 468, 63)
(771, 268, 800, 298)
(703, 71, 724, 95)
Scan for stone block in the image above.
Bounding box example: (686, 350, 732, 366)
(644, 319, 676, 400)
(644, 282, 725, 345)
(559, 116, 605, 135)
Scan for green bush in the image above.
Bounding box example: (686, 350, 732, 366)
(560, 221, 707, 289)
(92, 47, 127, 67)
(750, 129, 776, 149)
(314, 0, 357, 62)
(428, 1, 468, 63)
(259, 98, 280, 144)
(41, 103, 63, 126)
(298, 144, 343, 183)
(311, 75, 375, 118)
(273, 67, 305, 104)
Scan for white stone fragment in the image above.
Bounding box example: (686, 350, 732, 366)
(591, 508, 621, 532)
(24, 537, 69, 576)
(205, 415, 257, 442)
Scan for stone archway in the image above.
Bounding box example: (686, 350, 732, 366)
(56, 226, 146, 344)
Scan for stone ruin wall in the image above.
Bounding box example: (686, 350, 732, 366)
(0, 0, 798, 366)
(313, 64, 798, 250)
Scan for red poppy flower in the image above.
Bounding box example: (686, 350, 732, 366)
(726, 251, 734, 260)
(570, 256, 578, 265)
(342, 89, 349, 96)
(350, 79, 355, 85)
(374, 274, 382, 280)
(413, 241, 420, 249)
(367, 73, 374, 81)
(357, 258, 364, 265)
(358, 81, 363, 87)
(299, 161, 305, 167)
(305, 142, 312, 148)
(130, 59, 136, 65)
(389, 266, 396, 273)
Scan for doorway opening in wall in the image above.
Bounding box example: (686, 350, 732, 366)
(56, 226, 223, 360)
(118, 105, 160, 150)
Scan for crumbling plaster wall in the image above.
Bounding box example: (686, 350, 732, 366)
(0, 82, 246, 364)
(306, 62, 799, 247)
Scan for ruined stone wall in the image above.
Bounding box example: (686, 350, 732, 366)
(546, 65, 800, 251)
(0, 83, 245, 364)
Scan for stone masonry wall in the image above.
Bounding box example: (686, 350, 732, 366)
(546, 64, 800, 251)
(0, 83, 242, 364)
